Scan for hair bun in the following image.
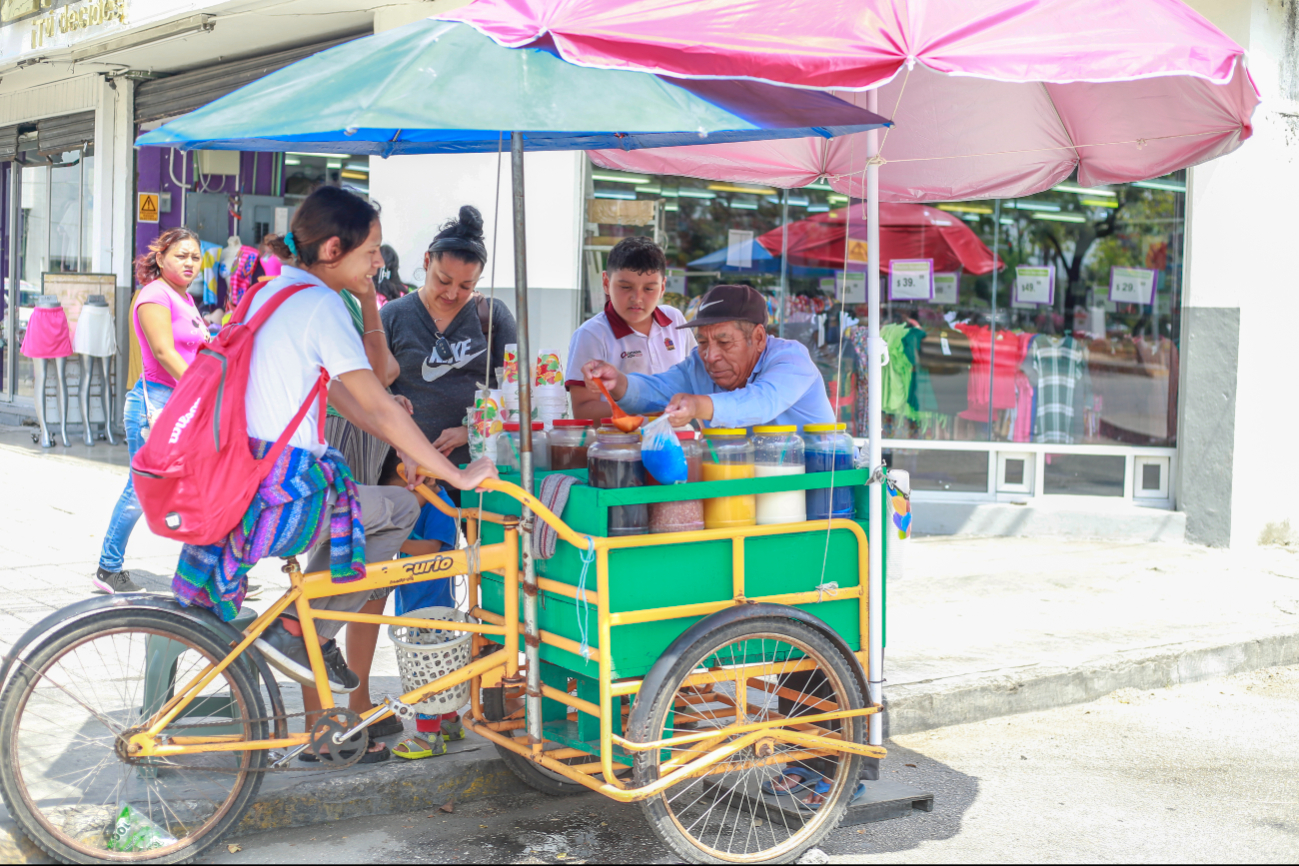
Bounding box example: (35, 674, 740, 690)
(457, 205, 484, 239)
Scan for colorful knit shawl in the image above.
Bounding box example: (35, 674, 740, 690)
(172, 439, 367, 622)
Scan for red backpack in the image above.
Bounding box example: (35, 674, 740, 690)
(132, 284, 330, 546)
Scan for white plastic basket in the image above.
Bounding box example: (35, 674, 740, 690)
(388, 606, 473, 715)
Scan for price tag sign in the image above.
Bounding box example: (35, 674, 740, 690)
(1109, 266, 1157, 305)
(932, 272, 959, 305)
(835, 271, 867, 304)
(889, 259, 933, 301)
(1014, 265, 1054, 306)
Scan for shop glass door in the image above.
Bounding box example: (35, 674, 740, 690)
(13, 150, 93, 399)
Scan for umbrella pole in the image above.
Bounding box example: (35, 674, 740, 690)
(779, 189, 789, 338)
(510, 131, 543, 742)
(865, 92, 884, 750)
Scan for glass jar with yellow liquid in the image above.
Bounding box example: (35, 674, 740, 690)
(701, 428, 756, 529)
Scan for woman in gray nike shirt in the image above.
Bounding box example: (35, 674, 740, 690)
(380, 206, 516, 502)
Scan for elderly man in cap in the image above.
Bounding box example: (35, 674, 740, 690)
(581, 283, 834, 430)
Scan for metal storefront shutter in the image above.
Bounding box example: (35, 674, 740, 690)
(134, 35, 361, 125)
(36, 111, 95, 155)
(0, 125, 19, 161)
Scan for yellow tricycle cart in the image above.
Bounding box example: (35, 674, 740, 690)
(0, 467, 887, 865)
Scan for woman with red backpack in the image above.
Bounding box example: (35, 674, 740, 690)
(168, 186, 497, 762)
(95, 228, 207, 595)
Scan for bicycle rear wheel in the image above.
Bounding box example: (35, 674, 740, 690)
(628, 616, 866, 864)
(0, 608, 267, 864)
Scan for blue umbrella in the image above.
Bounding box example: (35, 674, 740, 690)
(136, 21, 888, 155)
(688, 240, 834, 277)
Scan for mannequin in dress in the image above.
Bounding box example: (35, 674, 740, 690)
(74, 294, 117, 446)
(23, 295, 73, 448)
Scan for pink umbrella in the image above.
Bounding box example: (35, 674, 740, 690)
(441, 0, 1258, 760)
(445, 0, 1258, 200)
(757, 202, 1001, 275)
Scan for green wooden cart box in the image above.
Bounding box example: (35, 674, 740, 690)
(465, 467, 882, 681)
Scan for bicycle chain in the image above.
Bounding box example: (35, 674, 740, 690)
(121, 706, 371, 772)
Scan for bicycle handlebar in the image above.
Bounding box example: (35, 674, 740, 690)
(404, 464, 596, 552)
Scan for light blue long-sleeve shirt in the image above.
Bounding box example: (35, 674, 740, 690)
(619, 336, 835, 431)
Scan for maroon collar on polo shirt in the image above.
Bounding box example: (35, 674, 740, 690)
(603, 301, 672, 339)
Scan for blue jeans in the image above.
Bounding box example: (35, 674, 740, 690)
(98, 380, 174, 572)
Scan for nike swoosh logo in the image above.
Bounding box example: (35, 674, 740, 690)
(421, 348, 487, 382)
(698, 300, 723, 312)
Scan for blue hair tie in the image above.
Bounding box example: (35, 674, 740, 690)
(284, 231, 299, 258)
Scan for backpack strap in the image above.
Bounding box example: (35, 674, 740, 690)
(242, 282, 333, 471)
(261, 367, 330, 473)
(241, 283, 316, 333)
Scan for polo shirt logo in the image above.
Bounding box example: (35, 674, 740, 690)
(664, 337, 676, 351)
(620, 350, 643, 360)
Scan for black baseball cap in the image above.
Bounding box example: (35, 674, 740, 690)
(679, 284, 767, 329)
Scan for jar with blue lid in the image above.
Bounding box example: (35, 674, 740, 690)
(803, 423, 855, 520)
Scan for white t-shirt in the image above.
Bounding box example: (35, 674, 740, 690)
(564, 302, 696, 389)
(244, 268, 370, 457)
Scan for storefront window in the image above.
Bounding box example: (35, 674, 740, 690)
(586, 160, 1184, 459)
(13, 149, 94, 398)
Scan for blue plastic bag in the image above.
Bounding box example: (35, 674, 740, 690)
(640, 415, 688, 484)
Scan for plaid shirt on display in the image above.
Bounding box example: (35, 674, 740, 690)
(1033, 336, 1088, 444)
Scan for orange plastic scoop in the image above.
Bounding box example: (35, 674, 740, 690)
(593, 377, 644, 433)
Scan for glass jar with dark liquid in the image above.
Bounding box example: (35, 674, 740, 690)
(550, 419, 594, 471)
(587, 428, 647, 537)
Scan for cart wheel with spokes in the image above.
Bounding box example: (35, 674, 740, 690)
(627, 615, 866, 865)
(0, 608, 268, 864)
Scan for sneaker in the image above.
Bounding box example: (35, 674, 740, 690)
(254, 620, 357, 694)
(320, 640, 360, 694)
(93, 568, 142, 594)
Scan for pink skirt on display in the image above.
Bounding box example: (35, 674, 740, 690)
(21, 306, 73, 359)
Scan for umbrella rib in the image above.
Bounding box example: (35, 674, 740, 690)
(1040, 82, 1082, 171)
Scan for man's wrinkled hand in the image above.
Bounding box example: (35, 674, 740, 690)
(581, 360, 625, 400)
(663, 393, 713, 426)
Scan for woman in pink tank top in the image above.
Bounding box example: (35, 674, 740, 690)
(94, 228, 208, 595)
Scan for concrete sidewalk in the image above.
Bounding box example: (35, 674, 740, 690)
(1, 430, 1297, 861)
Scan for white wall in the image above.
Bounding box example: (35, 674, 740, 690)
(368, 149, 586, 355)
(1182, 0, 1299, 546)
(370, 1, 587, 360)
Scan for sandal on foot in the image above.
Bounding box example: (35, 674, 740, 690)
(298, 743, 391, 764)
(761, 767, 819, 797)
(441, 718, 465, 741)
(392, 735, 446, 761)
(367, 710, 404, 739)
(795, 778, 834, 811)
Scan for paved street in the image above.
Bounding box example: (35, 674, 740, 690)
(2, 426, 1298, 864)
(198, 665, 1299, 864)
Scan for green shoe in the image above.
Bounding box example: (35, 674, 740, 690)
(441, 718, 465, 741)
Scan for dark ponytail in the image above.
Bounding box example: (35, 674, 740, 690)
(428, 205, 487, 268)
(264, 186, 380, 266)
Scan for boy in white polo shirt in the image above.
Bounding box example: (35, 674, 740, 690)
(566, 237, 696, 421)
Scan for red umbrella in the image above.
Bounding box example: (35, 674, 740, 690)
(757, 202, 1000, 275)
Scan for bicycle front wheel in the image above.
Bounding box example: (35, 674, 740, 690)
(0, 607, 268, 864)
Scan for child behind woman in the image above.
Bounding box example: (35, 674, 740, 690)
(379, 449, 465, 759)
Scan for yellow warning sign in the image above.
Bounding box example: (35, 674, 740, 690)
(138, 193, 159, 223)
(846, 239, 870, 263)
